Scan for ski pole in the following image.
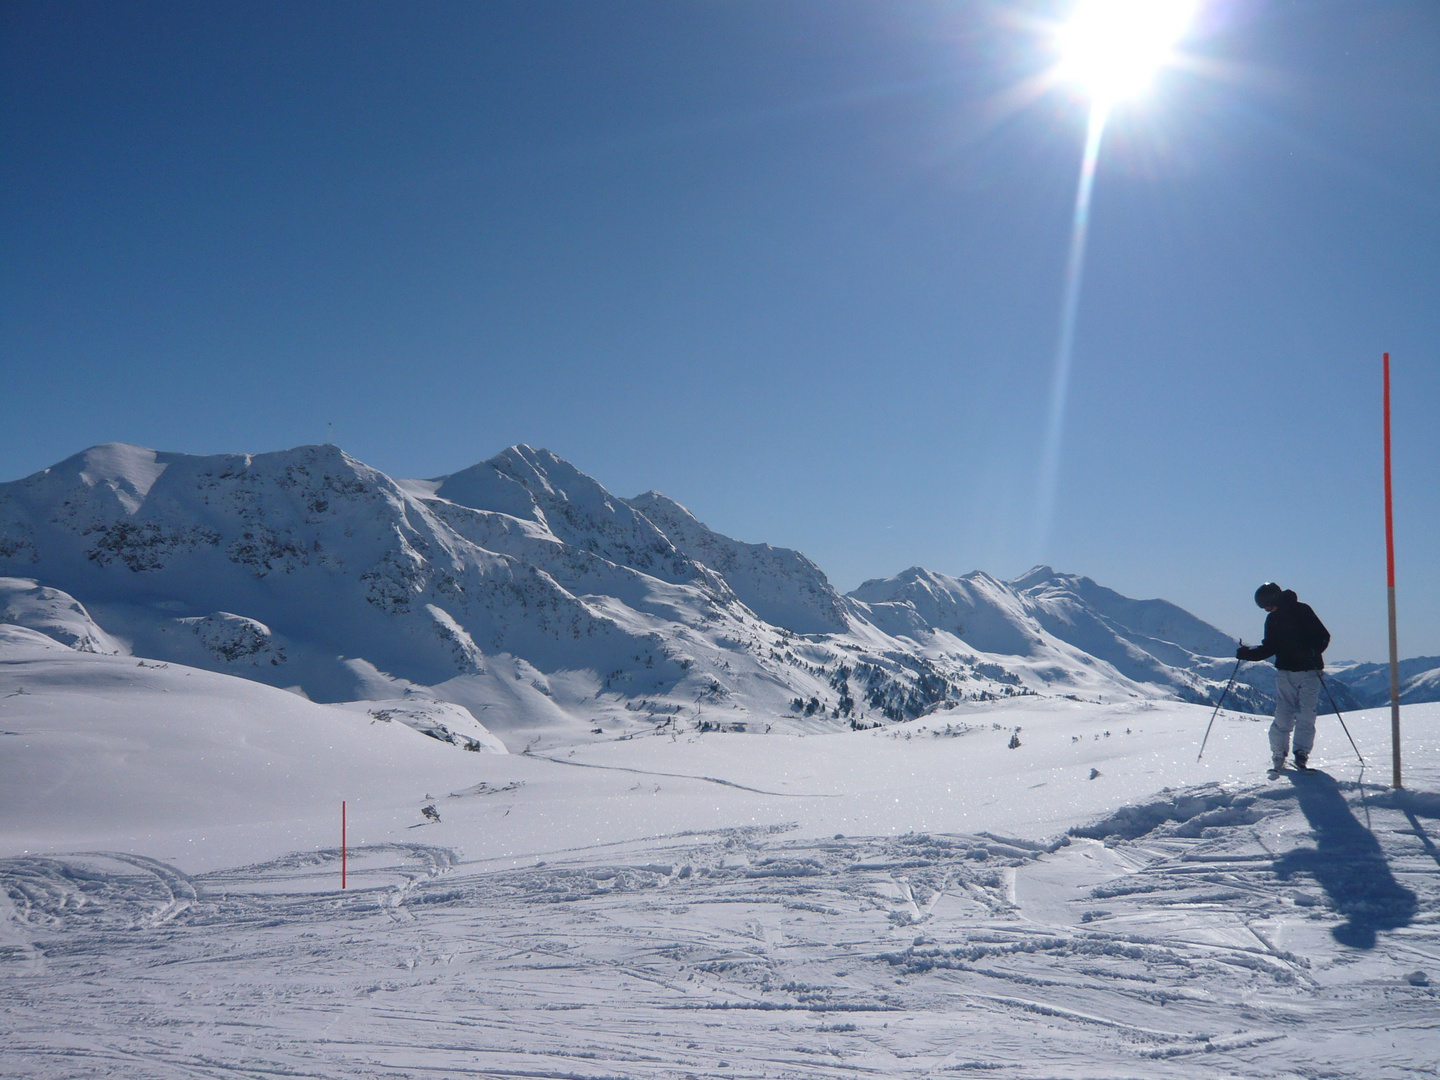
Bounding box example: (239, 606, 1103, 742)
(1319, 673, 1366, 768)
(1198, 655, 1243, 762)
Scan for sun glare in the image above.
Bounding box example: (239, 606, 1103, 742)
(1056, 0, 1197, 106)
(1033, 0, 1197, 557)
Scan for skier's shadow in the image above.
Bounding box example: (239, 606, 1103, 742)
(1272, 770, 1417, 949)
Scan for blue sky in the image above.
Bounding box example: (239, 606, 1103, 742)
(3, 1, 1437, 660)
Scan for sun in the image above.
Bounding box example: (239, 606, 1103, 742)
(1056, 0, 1197, 107)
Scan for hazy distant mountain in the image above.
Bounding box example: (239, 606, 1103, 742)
(7, 440, 1392, 748)
(1326, 656, 1440, 708)
(849, 566, 1272, 714)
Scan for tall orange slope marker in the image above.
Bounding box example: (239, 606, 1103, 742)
(1383, 353, 1402, 789)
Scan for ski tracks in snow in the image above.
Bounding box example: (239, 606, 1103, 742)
(4, 774, 1440, 1079)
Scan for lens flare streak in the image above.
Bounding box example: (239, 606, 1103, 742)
(1035, 101, 1108, 555)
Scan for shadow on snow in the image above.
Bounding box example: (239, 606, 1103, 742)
(1273, 770, 1418, 949)
(1370, 786, 1440, 871)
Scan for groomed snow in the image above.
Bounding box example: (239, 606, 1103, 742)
(3, 645, 1438, 1077)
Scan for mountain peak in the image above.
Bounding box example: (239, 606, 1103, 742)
(1009, 565, 1058, 589)
(70, 443, 169, 505)
(630, 490, 692, 518)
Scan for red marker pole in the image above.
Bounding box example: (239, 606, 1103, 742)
(1383, 353, 1402, 789)
(342, 800, 348, 889)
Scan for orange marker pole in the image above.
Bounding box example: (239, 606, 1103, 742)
(1383, 353, 1402, 789)
(342, 800, 347, 889)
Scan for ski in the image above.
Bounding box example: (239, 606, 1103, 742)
(1267, 763, 1315, 779)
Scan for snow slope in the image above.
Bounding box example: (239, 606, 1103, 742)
(0, 577, 124, 655)
(627, 489, 851, 635)
(3, 642, 1438, 1078)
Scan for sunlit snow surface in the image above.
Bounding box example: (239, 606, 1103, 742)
(3, 646, 1439, 1078)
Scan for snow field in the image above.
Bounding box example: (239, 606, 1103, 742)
(4, 794, 1438, 1078)
(2, 646, 1386, 870)
(2, 648, 1439, 1078)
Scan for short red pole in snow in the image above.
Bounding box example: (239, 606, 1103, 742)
(1383, 353, 1402, 789)
(342, 800, 347, 889)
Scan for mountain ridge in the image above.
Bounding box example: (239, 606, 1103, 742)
(5, 440, 1419, 748)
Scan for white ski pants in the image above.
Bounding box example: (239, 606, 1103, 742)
(1271, 669, 1321, 760)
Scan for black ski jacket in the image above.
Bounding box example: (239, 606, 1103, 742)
(1237, 590, 1330, 672)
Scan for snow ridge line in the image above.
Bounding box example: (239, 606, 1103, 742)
(672, 1000, 903, 1012)
(977, 830, 1070, 854)
(881, 933, 1191, 974)
(1139, 1030, 1286, 1059)
(1068, 784, 1272, 841)
(978, 993, 1191, 1041)
(530, 754, 841, 797)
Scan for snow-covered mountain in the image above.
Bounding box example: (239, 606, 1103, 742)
(1327, 656, 1440, 708)
(1, 441, 1317, 747)
(851, 565, 1275, 713)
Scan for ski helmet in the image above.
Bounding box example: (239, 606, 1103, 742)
(1254, 582, 1282, 609)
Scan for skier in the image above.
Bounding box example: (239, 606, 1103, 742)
(1237, 582, 1330, 773)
